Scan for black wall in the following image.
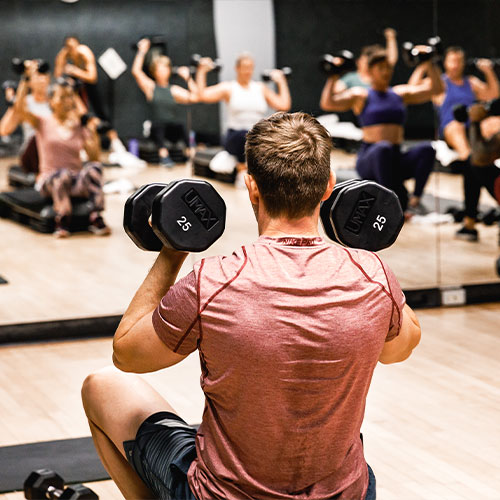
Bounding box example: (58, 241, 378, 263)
(4, 1, 500, 141)
(0, 0, 220, 141)
(274, 0, 500, 138)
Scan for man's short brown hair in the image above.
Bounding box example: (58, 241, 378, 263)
(245, 112, 332, 219)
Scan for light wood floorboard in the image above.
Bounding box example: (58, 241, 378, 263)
(0, 304, 499, 499)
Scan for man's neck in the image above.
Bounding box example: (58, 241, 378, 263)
(258, 212, 321, 238)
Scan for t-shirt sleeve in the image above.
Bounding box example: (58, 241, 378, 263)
(379, 259, 406, 342)
(152, 269, 201, 355)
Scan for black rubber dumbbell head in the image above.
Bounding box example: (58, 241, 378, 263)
(452, 104, 468, 123)
(331, 180, 404, 251)
(151, 179, 226, 252)
(124, 183, 168, 251)
(321, 180, 404, 251)
(24, 469, 65, 499)
(59, 484, 99, 499)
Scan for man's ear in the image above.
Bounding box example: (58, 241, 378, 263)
(321, 170, 336, 201)
(245, 173, 260, 205)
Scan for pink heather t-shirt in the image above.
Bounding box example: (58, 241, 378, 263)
(152, 236, 405, 500)
(35, 114, 88, 184)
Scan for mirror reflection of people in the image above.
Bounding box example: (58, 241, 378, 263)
(0, 64, 51, 174)
(196, 53, 291, 188)
(132, 38, 199, 167)
(55, 35, 125, 154)
(81, 111, 420, 500)
(13, 71, 110, 238)
(321, 49, 444, 215)
(410, 46, 499, 164)
(455, 103, 500, 241)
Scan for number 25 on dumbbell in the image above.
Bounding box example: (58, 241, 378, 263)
(124, 179, 227, 253)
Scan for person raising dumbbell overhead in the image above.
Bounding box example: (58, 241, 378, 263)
(320, 48, 444, 215)
(195, 52, 291, 188)
(55, 35, 125, 154)
(0, 62, 51, 175)
(13, 66, 110, 238)
(335, 28, 399, 92)
(82, 111, 420, 500)
(132, 38, 199, 167)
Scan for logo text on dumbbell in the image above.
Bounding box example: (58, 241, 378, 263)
(373, 215, 386, 232)
(176, 216, 192, 231)
(345, 191, 376, 234)
(182, 189, 219, 230)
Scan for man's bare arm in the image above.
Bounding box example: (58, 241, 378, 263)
(113, 248, 189, 373)
(379, 304, 421, 364)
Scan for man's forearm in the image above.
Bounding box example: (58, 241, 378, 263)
(427, 62, 444, 95)
(69, 65, 96, 84)
(115, 248, 188, 341)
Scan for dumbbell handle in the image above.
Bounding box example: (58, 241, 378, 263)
(45, 485, 63, 499)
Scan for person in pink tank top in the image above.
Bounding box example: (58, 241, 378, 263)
(13, 64, 110, 238)
(82, 112, 421, 500)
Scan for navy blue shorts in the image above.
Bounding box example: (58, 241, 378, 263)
(124, 412, 377, 500)
(123, 411, 197, 500)
(224, 128, 247, 163)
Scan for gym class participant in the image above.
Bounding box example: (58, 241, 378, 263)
(54, 35, 125, 153)
(409, 46, 500, 236)
(14, 69, 110, 238)
(132, 38, 199, 167)
(0, 63, 51, 174)
(82, 112, 421, 500)
(320, 49, 443, 214)
(195, 52, 291, 188)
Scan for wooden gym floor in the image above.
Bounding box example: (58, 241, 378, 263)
(0, 153, 499, 498)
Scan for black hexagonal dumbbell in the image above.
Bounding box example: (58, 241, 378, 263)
(124, 179, 226, 252)
(24, 469, 98, 499)
(320, 179, 404, 251)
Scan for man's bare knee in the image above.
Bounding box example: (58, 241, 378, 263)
(81, 366, 135, 418)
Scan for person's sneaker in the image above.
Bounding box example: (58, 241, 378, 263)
(54, 216, 71, 238)
(89, 215, 112, 236)
(455, 226, 479, 242)
(160, 156, 175, 168)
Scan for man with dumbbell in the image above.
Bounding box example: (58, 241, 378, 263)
(82, 111, 421, 500)
(55, 35, 125, 154)
(320, 48, 443, 215)
(0, 62, 51, 174)
(13, 67, 110, 238)
(195, 52, 291, 188)
(132, 38, 199, 167)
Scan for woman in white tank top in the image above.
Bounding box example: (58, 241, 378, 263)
(196, 53, 291, 187)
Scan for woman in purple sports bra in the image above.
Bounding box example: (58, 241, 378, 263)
(320, 48, 443, 215)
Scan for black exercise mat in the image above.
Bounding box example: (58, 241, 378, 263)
(0, 437, 109, 493)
